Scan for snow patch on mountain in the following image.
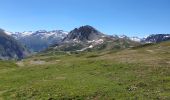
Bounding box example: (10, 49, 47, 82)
(76, 39, 104, 52)
(130, 37, 141, 42)
(4, 31, 13, 35)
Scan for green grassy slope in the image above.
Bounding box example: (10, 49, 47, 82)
(0, 42, 170, 99)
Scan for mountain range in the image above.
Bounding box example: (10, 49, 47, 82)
(52, 25, 140, 52)
(142, 34, 170, 43)
(9, 30, 68, 52)
(1, 25, 170, 60)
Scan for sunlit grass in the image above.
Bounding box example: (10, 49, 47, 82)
(0, 41, 170, 99)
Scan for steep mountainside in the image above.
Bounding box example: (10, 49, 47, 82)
(63, 25, 105, 42)
(0, 29, 29, 60)
(11, 30, 68, 52)
(51, 25, 140, 51)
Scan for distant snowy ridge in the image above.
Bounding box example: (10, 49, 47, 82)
(142, 34, 170, 43)
(11, 30, 68, 39)
(9, 30, 68, 52)
(130, 37, 142, 42)
(3, 27, 170, 52)
(111, 35, 142, 42)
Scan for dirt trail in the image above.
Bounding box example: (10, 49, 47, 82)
(16, 60, 47, 67)
(30, 60, 46, 65)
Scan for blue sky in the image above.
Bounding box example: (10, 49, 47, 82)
(0, 0, 170, 37)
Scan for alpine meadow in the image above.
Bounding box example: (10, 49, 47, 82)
(0, 0, 170, 100)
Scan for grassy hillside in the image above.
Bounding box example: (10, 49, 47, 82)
(0, 42, 170, 99)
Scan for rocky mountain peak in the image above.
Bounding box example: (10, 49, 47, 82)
(63, 25, 104, 42)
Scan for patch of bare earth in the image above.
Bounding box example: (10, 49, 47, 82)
(16, 62, 24, 67)
(30, 60, 46, 65)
